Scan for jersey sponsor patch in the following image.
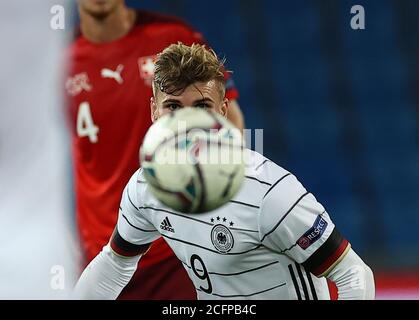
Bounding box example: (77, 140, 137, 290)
(297, 215, 328, 250)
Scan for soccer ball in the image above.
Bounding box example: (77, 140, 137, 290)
(140, 108, 245, 213)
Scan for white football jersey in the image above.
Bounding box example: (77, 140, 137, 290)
(117, 150, 349, 300)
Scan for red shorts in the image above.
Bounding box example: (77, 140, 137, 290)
(117, 239, 197, 300)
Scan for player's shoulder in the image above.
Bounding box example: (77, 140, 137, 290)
(248, 151, 314, 231)
(68, 27, 84, 52)
(128, 167, 147, 193)
(134, 9, 199, 35)
(232, 150, 293, 208)
(245, 149, 291, 185)
(244, 150, 308, 208)
(134, 168, 146, 188)
(123, 167, 160, 211)
(133, 167, 161, 207)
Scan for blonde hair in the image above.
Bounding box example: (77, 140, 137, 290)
(153, 42, 227, 98)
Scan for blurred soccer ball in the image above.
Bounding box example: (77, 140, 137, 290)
(140, 108, 245, 213)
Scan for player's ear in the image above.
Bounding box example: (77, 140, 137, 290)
(150, 97, 158, 122)
(220, 98, 229, 118)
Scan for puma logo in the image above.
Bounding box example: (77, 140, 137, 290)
(101, 64, 124, 84)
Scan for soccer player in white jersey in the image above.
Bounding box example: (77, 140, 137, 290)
(74, 43, 375, 300)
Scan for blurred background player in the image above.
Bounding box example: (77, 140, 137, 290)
(66, 0, 243, 299)
(0, 0, 77, 298)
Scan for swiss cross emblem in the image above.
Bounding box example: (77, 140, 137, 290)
(138, 55, 156, 86)
(65, 72, 92, 96)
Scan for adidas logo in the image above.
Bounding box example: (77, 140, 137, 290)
(160, 217, 175, 233)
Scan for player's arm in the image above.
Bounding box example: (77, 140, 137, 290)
(74, 171, 160, 300)
(301, 226, 375, 299)
(73, 230, 151, 300)
(259, 171, 375, 300)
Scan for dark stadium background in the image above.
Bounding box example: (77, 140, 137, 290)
(121, 0, 419, 298)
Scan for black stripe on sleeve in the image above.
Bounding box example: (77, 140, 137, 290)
(295, 263, 310, 300)
(302, 227, 344, 273)
(305, 268, 318, 300)
(110, 228, 151, 257)
(126, 187, 139, 211)
(121, 214, 156, 232)
(255, 159, 270, 171)
(263, 173, 292, 199)
(245, 176, 272, 186)
(288, 264, 302, 300)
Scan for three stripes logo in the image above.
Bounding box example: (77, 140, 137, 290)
(160, 217, 175, 233)
(288, 263, 318, 300)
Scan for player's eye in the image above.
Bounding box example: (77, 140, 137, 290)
(195, 103, 211, 109)
(165, 104, 182, 111)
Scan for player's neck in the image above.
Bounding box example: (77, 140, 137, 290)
(79, 6, 136, 43)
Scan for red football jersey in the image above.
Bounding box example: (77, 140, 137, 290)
(66, 10, 239, 272)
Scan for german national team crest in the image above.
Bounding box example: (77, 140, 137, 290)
(138, 55, 156, 86)
(211, 224, 234, 253)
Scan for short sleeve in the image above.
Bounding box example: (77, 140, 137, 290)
(258, 174, 350, 277)
(117, 171, 160, 246)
